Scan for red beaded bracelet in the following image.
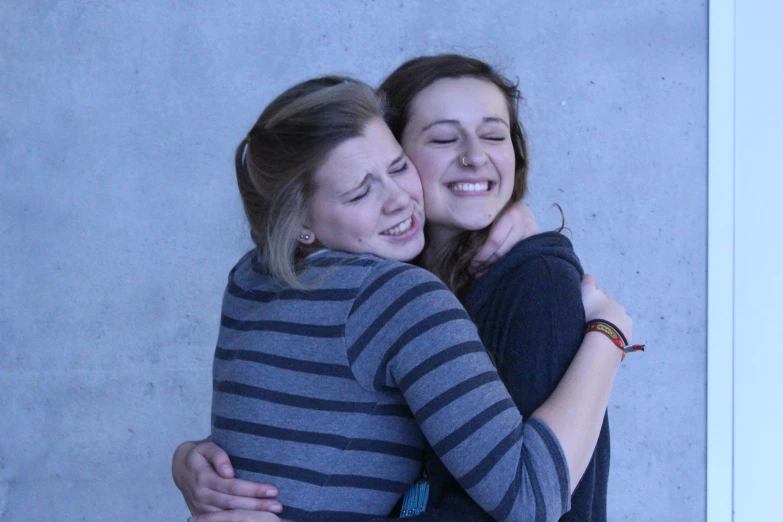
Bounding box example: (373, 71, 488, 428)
(585, 320, 645, 361)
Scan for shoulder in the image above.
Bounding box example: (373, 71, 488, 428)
(357, 256, 444, 291)
(297, 250, 442, 294)
(466, 234, 583, 316)
(480, 232, 581, 282)
(343, 257, 478, 391)
(348, 256, 458, 319)
(227, 249, 259, 280)
(504, 232, 579, 268)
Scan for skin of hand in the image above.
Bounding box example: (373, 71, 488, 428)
(187, 510, 282, 522)
(172, 439, 283, 516)
(579, 273, 633, 342)
(470, 200, 540, 278)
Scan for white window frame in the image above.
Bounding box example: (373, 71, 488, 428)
(707, 1, 734, 521)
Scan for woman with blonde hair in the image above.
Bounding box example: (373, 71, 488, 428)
(173, 69, 636, 522)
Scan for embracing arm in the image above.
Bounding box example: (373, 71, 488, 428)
(470, 239, 616, 491)
(173, 265, 628, 522)
(171, 438, 282, 519)
(348, 263, 629, 521)
(530, 274, 629, 492)
(531, 332, 618, 494)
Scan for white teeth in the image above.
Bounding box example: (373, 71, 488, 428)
(381, 217, 413, 236)
(449, 181, 490, 192)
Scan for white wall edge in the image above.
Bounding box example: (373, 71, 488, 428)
(707, 0, 734, 521)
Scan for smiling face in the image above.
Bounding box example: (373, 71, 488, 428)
(400, 77, 516, 247)
(305, 117, 426, 262)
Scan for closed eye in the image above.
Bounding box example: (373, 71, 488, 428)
(391, 162, 408, 175)
(485, 136, 506, 142)
(430, 138, 457, 144)
(349, 189, 370, 203)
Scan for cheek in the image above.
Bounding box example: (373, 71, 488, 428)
(307, 199, 328, 229)
(348, 201, 385, 239)
(313, 205, 358, 239)
(400, 172, 424, 202)
(420, 179, 440, 207)
(497, 149, 516, 182)
(409, 155, 443, 197)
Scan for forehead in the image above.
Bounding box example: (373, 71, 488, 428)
(314, 118, 401, 190)
(409, 77, 509, 123)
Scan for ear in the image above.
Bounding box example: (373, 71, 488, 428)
(297, 225, 316, 245)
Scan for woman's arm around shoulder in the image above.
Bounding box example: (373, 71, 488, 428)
(344, 262, 570, 522)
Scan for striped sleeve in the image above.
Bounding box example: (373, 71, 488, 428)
(345, 261, 571, 522)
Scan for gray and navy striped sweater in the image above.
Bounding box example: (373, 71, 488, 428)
(211, 249, 570, 522)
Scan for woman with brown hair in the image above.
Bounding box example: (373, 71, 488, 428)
(379, 54, 615, 521)
(173, 66, 636, 522)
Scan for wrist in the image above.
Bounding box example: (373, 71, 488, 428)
(584, 330, 625, 365)
(585, 319, 644, 362)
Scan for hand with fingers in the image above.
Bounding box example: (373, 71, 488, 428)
(470, 200, 540, 278)
(172, 439, 283, 517)
(580, 274, 633, 345)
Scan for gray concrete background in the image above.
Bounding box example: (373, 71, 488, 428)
(0, 1, 707, 520)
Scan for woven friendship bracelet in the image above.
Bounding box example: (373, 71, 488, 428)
(585, 320, 645, 361)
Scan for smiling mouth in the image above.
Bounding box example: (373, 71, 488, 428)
(448, 181, 494, 193)
(380, 216, 414, 236)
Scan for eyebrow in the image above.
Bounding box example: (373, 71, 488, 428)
(337, 153, 406, 197)
(388, 152, 405, 168)
(338, 173, 372, 198)
(421, 117, 510, 132)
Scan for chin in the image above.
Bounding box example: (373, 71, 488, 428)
(455, 218, 494, 232)
(401, 240, 425, 261)
(385, 250, 419, 262)
(380, 240, 425, 262)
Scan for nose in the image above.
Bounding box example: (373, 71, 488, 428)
(461, 136, 488, 168)
(382, 177, 411, 214)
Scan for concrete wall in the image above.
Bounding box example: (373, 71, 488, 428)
(0, 1, 707, 520)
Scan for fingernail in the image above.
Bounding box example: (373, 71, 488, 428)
(270, 503, 283, 513)
(265, 487, 278, 496)
(221, 465, 232, 474)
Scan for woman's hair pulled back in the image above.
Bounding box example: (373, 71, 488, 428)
(236, 76, 385, 287)
(379, 54, 529, 298)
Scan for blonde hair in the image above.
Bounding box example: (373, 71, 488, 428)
(236, 77, 386, 287)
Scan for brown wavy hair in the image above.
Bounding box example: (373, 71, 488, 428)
(379, 54, 529, 299)
(236, 76, 386, 287)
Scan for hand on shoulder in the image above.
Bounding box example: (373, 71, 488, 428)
(471, 201, 540, 277)
(580, 274, 633, 344)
